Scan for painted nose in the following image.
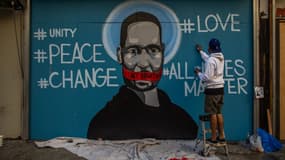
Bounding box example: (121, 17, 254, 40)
(137, 49, 150, 68)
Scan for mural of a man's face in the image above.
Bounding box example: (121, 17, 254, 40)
(118, 12, 164, 91)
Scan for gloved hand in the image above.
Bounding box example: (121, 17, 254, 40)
(194, 66, 201, 75)
(195, 44, 202, 52)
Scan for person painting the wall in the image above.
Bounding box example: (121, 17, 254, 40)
(87, 11, 198, 140)
(195, 38, 226, 144)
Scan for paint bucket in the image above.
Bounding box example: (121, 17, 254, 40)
(0, 135, 3, 147)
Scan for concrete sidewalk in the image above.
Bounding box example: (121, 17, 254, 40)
(0, 139, 284, 160)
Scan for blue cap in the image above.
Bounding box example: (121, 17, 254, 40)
(209, 38, 221, 53)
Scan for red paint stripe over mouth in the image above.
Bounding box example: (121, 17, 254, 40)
(123, 67, 162, 82)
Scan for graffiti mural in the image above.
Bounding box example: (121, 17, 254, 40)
(30, 0, 253, 140)
(87, 11, 198, 140)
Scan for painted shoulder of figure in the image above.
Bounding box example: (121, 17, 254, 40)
(157, 88, 172, 104)
(106, 86, 137, 108)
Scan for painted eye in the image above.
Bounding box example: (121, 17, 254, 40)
(149, 47, 160, 53)
(127, 47, 139, 55)
(146, 46, 161, 58)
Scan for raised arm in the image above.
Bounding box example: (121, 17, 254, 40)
(195, 44, 209, 62)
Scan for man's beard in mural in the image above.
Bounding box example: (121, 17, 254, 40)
(122, 66, 163, 91)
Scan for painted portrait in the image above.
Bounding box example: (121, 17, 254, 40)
(87, 9, 198, 140)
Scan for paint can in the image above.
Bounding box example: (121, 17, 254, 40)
(0, 135, 3, 147)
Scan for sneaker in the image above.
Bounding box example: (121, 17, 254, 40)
(217, 137, 226, 143)
(207, 138, 218, 144)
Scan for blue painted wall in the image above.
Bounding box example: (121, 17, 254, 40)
(30, 0, 253, 140)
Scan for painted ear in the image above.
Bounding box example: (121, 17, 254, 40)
(161, 43, 165, 52)
(117, 47, 122, 64)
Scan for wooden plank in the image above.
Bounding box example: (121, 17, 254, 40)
(280, 22, 285, 140)
(267, 109, 273, 135)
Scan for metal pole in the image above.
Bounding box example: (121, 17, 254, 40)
(272, 0, 276, 137)
(253, 0, 260, 134)
(269, 0, 276, 137)
(22, 0, 30, 140)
